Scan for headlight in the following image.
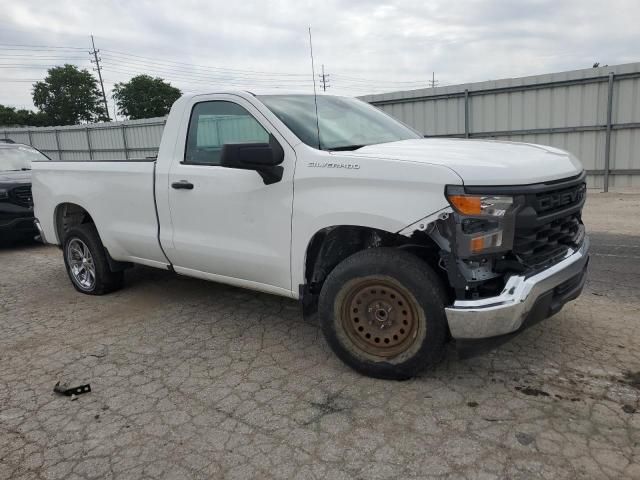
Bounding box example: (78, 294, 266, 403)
(446, 194, 513, 217)
(445, 190, 516, 255)
(0, 188, 8, 200)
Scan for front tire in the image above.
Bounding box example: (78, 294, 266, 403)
(63, 224, 123, 295)
(318, 248, 448, 380)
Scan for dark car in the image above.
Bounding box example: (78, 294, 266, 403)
(0, 143, 50, 242)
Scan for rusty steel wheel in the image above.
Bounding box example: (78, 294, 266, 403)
(340, 279, 421, 358)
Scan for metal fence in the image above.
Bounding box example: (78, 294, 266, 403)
(2, 116, 166, 161)
(1, 115, 267, 161)
(361, 62, 640, 191)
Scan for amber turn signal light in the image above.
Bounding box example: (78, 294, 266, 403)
(447, 195, 482, 215)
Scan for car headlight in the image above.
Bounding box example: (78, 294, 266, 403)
(0, 188, 8, 200)
(445, 190, 516, 255)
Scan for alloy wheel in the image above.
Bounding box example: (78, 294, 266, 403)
(66, 238, 96, 290)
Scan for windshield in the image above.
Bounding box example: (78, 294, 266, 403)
(258, 95, 421, 150)
(0, 146, 48, 171)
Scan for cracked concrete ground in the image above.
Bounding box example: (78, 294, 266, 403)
(1, 192, 639, 479)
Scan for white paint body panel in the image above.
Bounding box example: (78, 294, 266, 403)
(33, 91, 584, 300)
(31, 161, 167, 266)
(351, 138, 583, 185)
(288, 144, 462, 290)
(158, 94, 296, 292)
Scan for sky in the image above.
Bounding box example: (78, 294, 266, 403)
(0, 0, 639, 116)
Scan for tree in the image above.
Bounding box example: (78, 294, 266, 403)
(113, 75, 182, 119)
(0, 104, 49, 127)
(0, 104, 21, 126)
(32, 64, 108, 125)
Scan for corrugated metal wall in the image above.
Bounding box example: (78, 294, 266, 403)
(1, 115, 269, 161)
(2, 117, 166, 161)
(361, 62, 640, 191)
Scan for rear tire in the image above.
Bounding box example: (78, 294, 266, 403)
(62, 224, 124, 295)
(318, 248, 448, 380)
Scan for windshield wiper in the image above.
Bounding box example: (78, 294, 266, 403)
(327, 145, 366, 151)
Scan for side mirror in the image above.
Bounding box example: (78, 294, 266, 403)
(220, 134, 284, 185)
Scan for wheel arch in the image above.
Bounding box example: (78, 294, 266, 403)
(301, 224, 449, 311)
(54, 202, 96, 244)
(55, 203, 132, 273)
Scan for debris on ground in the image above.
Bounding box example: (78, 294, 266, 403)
(53, 381, 92, 397)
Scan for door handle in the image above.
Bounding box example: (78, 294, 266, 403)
(171, 180, 194, 190)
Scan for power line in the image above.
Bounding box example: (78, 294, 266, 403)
(99, 55, 313, 84)
(101, 51, 435, 91)
(101, 48, 309, 77)
(100, 63, 313, 87)
(99, 52, 311, 82)
(0, 60, 416, 93)
(97, 56, 314, 85)
(99, 49, 436, 88)
(0, 43, 85, 50)
(0, 53, 89, 59)
(0, 43, 435, 88)
(0, 42, 445, 97)
(0, 44, 315, 88)
(0, 64, 421, 95)
(0, 64, 417, 93)
(0, 64, 77, 68)
(99, 65, 313, 93)
(0, 78, 42, 82)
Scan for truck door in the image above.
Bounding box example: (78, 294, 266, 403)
(162, 95, 295, 295)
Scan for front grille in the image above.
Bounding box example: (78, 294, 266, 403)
(513, 177, 586, 268)
(10, 185, 33, 207)
(513, 213, 583, 268)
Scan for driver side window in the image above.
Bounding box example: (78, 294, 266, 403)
(184, 101, 269, 165)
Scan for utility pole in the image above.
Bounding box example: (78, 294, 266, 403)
(90, 35, 110, 121)
(318, 64, 330, 92)
(428, 71, 439, 89)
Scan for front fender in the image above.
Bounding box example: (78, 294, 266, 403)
(290, 149, 462, 291)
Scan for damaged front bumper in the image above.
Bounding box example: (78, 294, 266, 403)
(445, 236, 590, 340)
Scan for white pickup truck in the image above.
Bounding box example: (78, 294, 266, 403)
(32, 92, 589, 379)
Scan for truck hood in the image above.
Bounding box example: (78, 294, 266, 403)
(350, 138, 583, 185)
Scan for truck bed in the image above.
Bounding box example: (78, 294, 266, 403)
(32, 159, 168, 268)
